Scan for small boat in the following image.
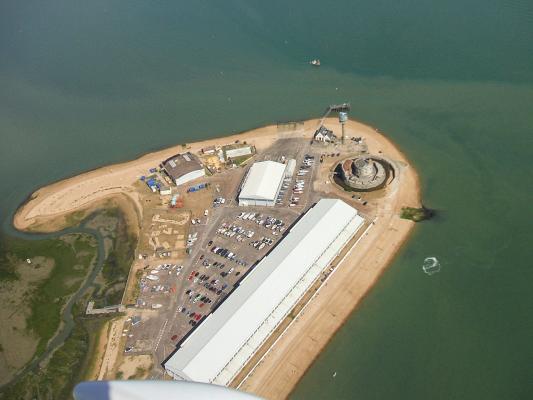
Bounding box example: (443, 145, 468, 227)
(310, 59, 321, 67)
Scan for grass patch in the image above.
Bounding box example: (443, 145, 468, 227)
(26, 235, 96, 356)
(101, 211, 136, 286)
(229, 155, 253, 166)
(64, 210, 86, 227)
(400, 206, 434, 222)
(78, 316, 115, 382)
(0, 234, 23, 282)
(105, 287, 125, 306)
(0, 234, 97, 357)
(129, 270, 144, 303)
(92, 209, 136, 308)
(0, 308, 114, 400)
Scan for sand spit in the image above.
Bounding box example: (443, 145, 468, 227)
(13, 121, 290, 232)
(12, 118, 420, 399)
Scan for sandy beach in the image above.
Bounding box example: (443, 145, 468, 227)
(236, 121, 419, 399)
(13, 118, 420, 399)
(13, 122, 286, 232)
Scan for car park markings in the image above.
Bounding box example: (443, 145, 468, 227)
(154, 318, 169, 352)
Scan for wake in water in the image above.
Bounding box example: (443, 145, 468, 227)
(422, 257, 441, 275)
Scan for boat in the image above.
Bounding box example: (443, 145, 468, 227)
(310, 59, 321, 67)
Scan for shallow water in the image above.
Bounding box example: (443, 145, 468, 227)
(0, 1, 532, 398)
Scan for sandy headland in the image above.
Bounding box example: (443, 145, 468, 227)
(13, 122, 282, 233)
(12, 118, 420, 399)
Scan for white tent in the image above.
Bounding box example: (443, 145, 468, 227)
(165, 199, 365, 385)
(238, 161, 286, 206)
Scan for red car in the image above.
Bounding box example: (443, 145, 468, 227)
(195, 314, 202, 321)
(199, 303, 205, 308)
(171, 334, 178, 341)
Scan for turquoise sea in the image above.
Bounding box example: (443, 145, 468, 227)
(0, 1, 532, 398)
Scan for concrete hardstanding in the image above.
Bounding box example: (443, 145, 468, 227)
(164, 198, 364, 384)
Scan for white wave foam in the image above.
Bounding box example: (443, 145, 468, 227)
(422, 256, 441, 275)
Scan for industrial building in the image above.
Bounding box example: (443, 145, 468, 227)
(225, 145, 253, 160)
(238, 161, 286, 206)
(164, 198, 365, 385)
(162, 153, 205, 186)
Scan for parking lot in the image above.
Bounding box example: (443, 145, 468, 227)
(123, 202, 301, 363)
(165, 206, 299, 343)
(121, 136, 335, 370)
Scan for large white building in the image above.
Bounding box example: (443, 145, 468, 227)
(238, 161, 286, 206)
(164, 199, 365, 385)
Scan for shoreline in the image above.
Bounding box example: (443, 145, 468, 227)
(12, 120, 295, 232)
(289, 221, 416, 398)
(235, 121, 420, 399)
(11, 118, 420, 399)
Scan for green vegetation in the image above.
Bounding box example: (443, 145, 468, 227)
(130, 269, 144, 301)
(0, 207, 136, 398)
(64, 210, 87, 227)
(0, 310, 114, 400)
(101, 210, 136, 285)
(0, 236, 21, 282)
(28, 236, 96, 356)
(400, 206, 434, 222)
(229, 155, 253, 166)
(92, 208, 137, 308)
(0, 234, 97, 356)
(129, 365, 148, 380)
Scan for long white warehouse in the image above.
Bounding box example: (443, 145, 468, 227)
(238, 161, 286, 206)
(164, 199, 364, 385)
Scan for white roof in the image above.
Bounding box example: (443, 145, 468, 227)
(165, 199, 364, 385)
(238, 161, 286, 201)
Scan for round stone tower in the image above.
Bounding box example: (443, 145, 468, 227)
(352, 158, 376, 179)
(338, 156, 390, 191)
